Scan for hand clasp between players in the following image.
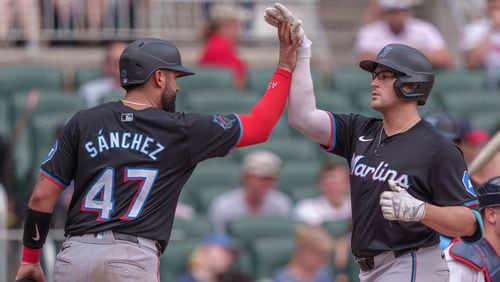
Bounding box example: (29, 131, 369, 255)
(380, 180, 427, 222)
(264, 3, 311, 48)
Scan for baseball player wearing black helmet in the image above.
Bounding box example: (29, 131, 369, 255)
(445, 176, 500, 282)
(15, 19, 299, 282)
(265, 3, 482, 281)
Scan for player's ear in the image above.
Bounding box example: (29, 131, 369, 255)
(152, 69, 166, 88)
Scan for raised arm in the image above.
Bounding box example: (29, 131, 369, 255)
(235, 19, 299, 147)
(265, 3, 332, 146)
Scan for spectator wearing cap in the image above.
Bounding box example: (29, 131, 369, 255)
(444, 176, 500, 282)
(354, 0, 452, 68)
(208, 150, 292, 234)
(178, 233, 251, 282)
(272, 224, 335, 282)
(198, 3, 249, 90)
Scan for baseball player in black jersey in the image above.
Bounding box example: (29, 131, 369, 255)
(265, 3, 483, 281)
(15, 20, 299, 281)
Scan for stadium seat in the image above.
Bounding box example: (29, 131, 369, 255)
(73, 67, 102, 89)
(432, 68, 486, 95)
(441, 93, 500, 118)
(470, 110, 500, 132)
(248, 237, 295, 280)
(283, 186, 320, 204)
(0, 98, 9, 136)
(183, 160, 241, 190)
(0, 66, 65, 97)
(99, 92, 126, 104)
(279, 161, 321, 191)
(323, 219, 351, 239)
(330, 68, 372, 96)
(316, 90, 358, 114)
(177, 67, 234, 94)
(186, 93, 259, 114)
(226, 216, 297, 247)
(190, 186, 235, 215)
(187, 88, 261, 97)
(169, 217, 213, 242)
(160, 239, 200, 281)
(234, 138, 320, 162)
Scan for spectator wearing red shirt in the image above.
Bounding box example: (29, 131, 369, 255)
(198, 4, 249, 90)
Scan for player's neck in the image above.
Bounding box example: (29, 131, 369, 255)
(382, 107, 420, 136)
(484, 228, 500, 255)
(122, 92, 159, 109)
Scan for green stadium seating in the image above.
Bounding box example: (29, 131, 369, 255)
(187, 88, 261, 97)
(99, 92, 126, 104)
(234, 138, 320, 162)
(284, 186, 320, 204)
(330, 68, 372, 95)
(323, 219, 351, 239)
(248, 237, 295, 280)
(178, 67, 234, 94)
(73, 67, 102, 89)
(190, 186, 235, 215)
(279, 161, 321, 191)
(183, 160, 241, 190)
(441, 93, 500, 118)
(187, 93, 259, 114)
(433, 68, 486, 95)
(316, 90, 358, 114)
(226, 216, 297, 247)
(160, 239, 200, 281)
(0, 98, 9, 136)
(0, 66, 65, 97)
(170, 217, 213, 242)
(470, 110, 500, 132)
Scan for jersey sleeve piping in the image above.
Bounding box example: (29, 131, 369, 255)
(463, 199, 479, 207)
(226, 114, 243, 156)
(39, 168, 67, 189)
(320, 111, 336, 152)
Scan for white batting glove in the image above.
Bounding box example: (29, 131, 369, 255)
(379, 180, 427, 222)
(264, 3, 311, 48)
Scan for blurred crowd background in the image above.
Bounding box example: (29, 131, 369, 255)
(0, 0, 500, 281)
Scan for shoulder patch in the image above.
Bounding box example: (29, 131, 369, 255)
(42, 140, 58, 164)
(462, 171, 476, 196)
(211, 114, 235, 130)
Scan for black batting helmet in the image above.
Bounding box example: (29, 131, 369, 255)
(424, 112, 460, 142)
(119, 38, 194, 89)
(477, 176, 500, 210)
(359, 44, 434, 105)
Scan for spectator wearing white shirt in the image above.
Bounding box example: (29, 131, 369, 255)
(461, 0, 500, 90)
(294, 160, 351, 226)
(208, 150, 292, 234)
(78, 41, 127, 108)
(354, 0, 452, 68)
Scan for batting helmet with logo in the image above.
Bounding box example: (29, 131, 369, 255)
(359, 43, 434, 105)
(119, 38, 194, 89)
(477, 176, 500, 210)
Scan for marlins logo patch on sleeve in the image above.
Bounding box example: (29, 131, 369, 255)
(462, 171, 476, 196)
(42, 140, 58, 164)
(211, 114, 235, 130)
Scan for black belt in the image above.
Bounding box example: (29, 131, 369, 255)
(101, 231, 163, 256)
(355, 249, 417, 272)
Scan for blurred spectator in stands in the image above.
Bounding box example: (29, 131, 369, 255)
(424, 111, 462, 144)
(272, 224, 335, 282)
(178, 233, 250, 282)
(354, 0, 452, 68)
(0, 134, 16, 227)
(0, 0, 40, 49)
(208, 150, 292, 234)
(460, 0, 500, 90)
(78, 41, 127, 108)
(198, 3, 249, 90)
(293, 160, 351, 225)
(174, 201, 196, 220)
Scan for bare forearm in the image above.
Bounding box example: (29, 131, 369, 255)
(28, 175, 63, 213)
(422, 204, 477, 237)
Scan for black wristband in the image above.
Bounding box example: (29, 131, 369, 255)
(23, 208, 52, 249)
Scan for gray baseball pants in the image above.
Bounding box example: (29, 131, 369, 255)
(359, 244, 449, 282)
(54, 230, 160, 282)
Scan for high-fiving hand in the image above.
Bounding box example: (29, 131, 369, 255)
(380, 180, 427, 222)
(264, 3, 311, 48)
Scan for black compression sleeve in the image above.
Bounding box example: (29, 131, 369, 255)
(23, 208, 52, 249)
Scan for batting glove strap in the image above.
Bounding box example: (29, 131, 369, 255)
(23, 208, 52, 250)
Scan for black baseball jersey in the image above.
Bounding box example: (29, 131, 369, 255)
(40, 102, 241, 246)
(323, 112, 478, 257)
